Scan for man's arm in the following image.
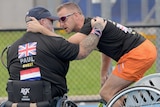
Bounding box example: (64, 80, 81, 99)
(75, 32, 99, 59)
(100, 53, 111, 86)
(76, 17, 106, 60)
(68, 33, 86, 44)
(26, 17, 60, 37)
(26, 17, 107, 60)
(26, 17, 87, 43)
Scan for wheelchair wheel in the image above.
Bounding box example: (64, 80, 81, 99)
(62, 100, 77, 107)
(107, 85, 160, 107)
(0, 101, 6, 107)
(134, 73, 160, 89)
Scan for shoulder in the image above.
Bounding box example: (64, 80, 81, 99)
(24, 32, 44, 37)
(84, 17, 92, 24)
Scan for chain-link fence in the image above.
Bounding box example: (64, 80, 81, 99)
(0, 25, 159, 102)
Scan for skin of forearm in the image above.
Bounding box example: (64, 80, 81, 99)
(101, 55, 111, 75)
(77, 33, 100, 59)
(76, 23, 103, 60)
(100, 54, 111, 86)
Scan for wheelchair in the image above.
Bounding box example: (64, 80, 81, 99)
(106, 73, 160, 107)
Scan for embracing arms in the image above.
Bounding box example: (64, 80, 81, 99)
(26, 17, 107, 60)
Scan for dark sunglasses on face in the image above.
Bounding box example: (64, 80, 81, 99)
(59, 13, 75, 22)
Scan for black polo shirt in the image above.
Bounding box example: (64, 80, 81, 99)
(7, 32, 79, 97)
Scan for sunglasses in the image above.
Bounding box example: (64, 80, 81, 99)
(59, 13, 75, 22)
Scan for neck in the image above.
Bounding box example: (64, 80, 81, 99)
(74, 15, 85, 32)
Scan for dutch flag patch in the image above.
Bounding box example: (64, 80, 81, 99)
(20, 67, 41, 81)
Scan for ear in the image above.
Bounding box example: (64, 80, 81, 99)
(74, 12, 81, 20)
(39, 19, 45, 25)
(74, 12, 79, 17)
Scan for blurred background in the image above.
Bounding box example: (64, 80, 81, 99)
(0, 0, 159, 29)
(0, 0, 160, 104)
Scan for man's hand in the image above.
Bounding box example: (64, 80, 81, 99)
(26, 17, 43, 33)
(90, 17, 107, 38)
(91, 16, 107, 31)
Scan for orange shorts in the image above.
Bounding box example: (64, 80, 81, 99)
(113, 39, 157, 81)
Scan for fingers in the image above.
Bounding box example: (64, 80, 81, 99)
(26, 18, 36, 32)
(26, 17, 42, 33)
(29, 17, 38, 21)
(91, 16, 107, 31)
(91, 17, 104, 23)
(27, 17, 39, 24)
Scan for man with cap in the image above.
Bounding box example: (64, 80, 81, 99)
(26, 2, 157, 106)
(6, 6, 106, 107)
(25, 6, 59, 32)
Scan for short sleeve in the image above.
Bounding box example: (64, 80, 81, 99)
(80, 18, 92, 35)
(53, 37, 79, 61)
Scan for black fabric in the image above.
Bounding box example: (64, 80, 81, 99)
(79, 17, 92, 35)
(36, 101, 50, 107)
(80, 18, 146, 61)
(17, 103, 30, 107)
(7, 32, 79, 97)
(2, 95, 76, 107)
(7, 80, 51, 102)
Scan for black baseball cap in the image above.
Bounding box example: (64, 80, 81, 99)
(26, 6, 59, 21)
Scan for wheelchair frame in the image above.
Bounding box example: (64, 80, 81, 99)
(106, 73, 160, 107)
